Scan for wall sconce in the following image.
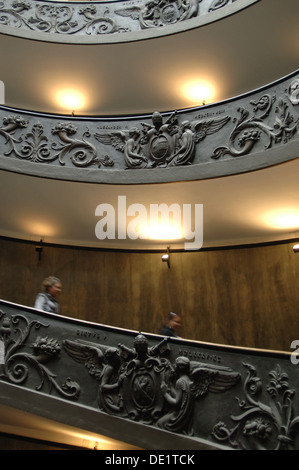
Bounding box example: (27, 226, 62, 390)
(162, 247, 170, 268)
(293, 243, 299, 253)
(35, 238, 43, 261)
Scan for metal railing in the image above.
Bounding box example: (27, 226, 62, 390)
(0, 0, 259, 43)
(0, 298, 298, 449)
(0, 70, 298, 185)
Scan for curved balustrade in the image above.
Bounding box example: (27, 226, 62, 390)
(0, 70, 298, 184)
(0, 0, 259, 44)
(0, 298, 298, 450)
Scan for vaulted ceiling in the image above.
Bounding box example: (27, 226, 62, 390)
(0, 0, 298, 250)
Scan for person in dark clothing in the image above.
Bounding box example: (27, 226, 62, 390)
(159, 312, 182, 338)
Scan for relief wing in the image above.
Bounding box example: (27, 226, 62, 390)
(190, 362, 240, 398)
(191, 115, 231, 142)
(115, 6, 141, 20)
(94, 131, 127, 152)
(63, 339, 106, 379)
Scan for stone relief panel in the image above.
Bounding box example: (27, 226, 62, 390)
(0, 71, 298, 183)
(0, 300, 299, 449)
(212, 363, 299, 450)
(0, 308, 80, 399)
(0, 0, 259, 43)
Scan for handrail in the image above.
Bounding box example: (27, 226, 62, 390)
(0, 0, 259, 44)
(0, 298, 298, 450)
(0, 70, 298, 184)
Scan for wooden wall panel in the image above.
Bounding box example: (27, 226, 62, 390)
(0, 238, 299, 352)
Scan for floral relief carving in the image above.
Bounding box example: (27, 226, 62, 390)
(0, 310, 80, 399)
(211, 91, 299, 160)
(0, 117, 115, 168)
(0, 1, 126, 35)
(212, 363, 299, 450)
(51, 122, 114, 168)
(0, 74, 298, 180)
(0, 114, 28, 158)
(1, 301, 299, 449)
(0, 0, 249, 39)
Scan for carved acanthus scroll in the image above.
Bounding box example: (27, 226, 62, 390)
(0, 310, 80, 399)
(213, 362, 299, 450)
(0, 0, 248, 41)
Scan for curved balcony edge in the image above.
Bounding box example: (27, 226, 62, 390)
(0, 0, 259, 45)
(0, 298, 298, 450)
(0, 69, 298, 185)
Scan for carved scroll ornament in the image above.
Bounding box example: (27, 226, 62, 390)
(0, 72, 298, 183)
(1, 301, 299, 449)
(0, 0, 258, 43)
(0, 309, 80, 399)
(212, 84, 299, 160)
(213, 363, 299, 450)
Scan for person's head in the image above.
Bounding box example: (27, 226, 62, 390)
(42, 276, 62, 298)
(168, 312, 182, 331)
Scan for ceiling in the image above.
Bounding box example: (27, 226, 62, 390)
(0, 0, 299, 250)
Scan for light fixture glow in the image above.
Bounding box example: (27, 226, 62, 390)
(181, 80, 215, 104)
(21, 219, 57, 238)
(138, 222, 183, 241)
(262, 209, 299, 230)
(162, 247, 170, 268)
(55, 89, 86, 112)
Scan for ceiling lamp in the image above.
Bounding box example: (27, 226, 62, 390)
(143, 223, 183, 241)
(262, 209, 299, 230)
(55, 89, 86, 114)
(181, 79, 215, 105)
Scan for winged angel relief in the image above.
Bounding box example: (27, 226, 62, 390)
(95, 111, 230, 169)
(64, 334, 240, 435)
(114, 0, 200, 29)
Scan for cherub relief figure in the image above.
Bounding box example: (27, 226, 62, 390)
(95, 111, 230, 169)
(98, 347, 124, 413)
(157, 356, 240, 435)
(115, 0, 200, 29)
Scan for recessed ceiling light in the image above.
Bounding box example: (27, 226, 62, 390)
(263, 209, 299, 230)
(137, 221, 183, 241)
